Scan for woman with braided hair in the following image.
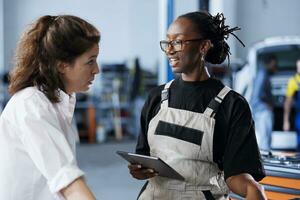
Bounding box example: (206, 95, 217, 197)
(0, 15, 100, 200)
(128, 11, 266, 199)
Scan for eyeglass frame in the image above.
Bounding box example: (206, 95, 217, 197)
(159, 38, 204, 53)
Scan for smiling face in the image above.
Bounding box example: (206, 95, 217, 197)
(165, 17, 204, 75)
(60, 44, 100, 94)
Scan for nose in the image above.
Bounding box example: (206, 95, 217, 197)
(94, 63, 100, 74)
(165, 46, 176, 55)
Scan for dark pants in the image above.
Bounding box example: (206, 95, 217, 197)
(295, 112, 300, 151)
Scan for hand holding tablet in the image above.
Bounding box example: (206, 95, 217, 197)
(116, 151, 184, 181)
(127, 163, 158, 180)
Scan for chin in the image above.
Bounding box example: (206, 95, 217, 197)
(172, 68, 182, 74)
(81, 88, 89, 92)
(85, 85, 91, 91)
(76, 87, 89, 93)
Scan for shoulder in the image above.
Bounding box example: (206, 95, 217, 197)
(288, 75, 298, 85)
(226, 89, 249, 106)
(145, 81, 172, 105)
(16, 87, 50, 104)
(220, 89, 252, 120)
(1, 87, 57, 125)
(232, 90, 250, 107)
(147, 84, 165, 100)
(256, 68, 267, 79)
(8, 87, 54, 114)
(12, 86, 37, 99)
(285, 75, 299, 97)
(205, 78, 250, 110)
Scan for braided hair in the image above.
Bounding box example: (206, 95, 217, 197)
(179, 11, 245, 65)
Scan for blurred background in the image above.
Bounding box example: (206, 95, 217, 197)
(1, 0, 300, 199)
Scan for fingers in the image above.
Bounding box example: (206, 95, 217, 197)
(128, 164, 142, 171)
(128, 164, 158, 180)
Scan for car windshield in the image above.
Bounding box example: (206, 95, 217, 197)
(257, 44, 300, 72)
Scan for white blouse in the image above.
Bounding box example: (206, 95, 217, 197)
(0, 87, 84, 200)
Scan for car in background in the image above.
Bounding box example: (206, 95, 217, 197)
(233, 36, 300, 150)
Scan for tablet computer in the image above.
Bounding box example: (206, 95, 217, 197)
(116, 150, 184, 181)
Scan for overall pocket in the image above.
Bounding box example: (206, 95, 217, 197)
(155, 120, 204, 146)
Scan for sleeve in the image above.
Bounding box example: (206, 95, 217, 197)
(16, 96, 84, 194)
(285, 77, 297, 98)
(135, 86, 163, 156)
(135, 96, 151, 156)
(223, 96, 265, 181)
(250, 69, 265, 105)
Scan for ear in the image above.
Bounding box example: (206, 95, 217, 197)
(57, 62, 69, 74)
(199, 40, 212, 55)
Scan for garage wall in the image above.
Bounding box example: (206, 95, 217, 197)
(2, 0, 201, 74)
(0, 0, 3, 73)
(236, 0, 300, 59)
(2, 0, 159, 72)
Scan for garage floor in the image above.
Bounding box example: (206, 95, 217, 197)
(77, 139, 144, 200)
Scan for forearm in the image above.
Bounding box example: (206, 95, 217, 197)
(283, 97, 292, 123)
(226, 173, 266, 200)
(60, 177, 96, 200)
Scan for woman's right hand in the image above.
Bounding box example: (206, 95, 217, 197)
(128, 164, 157, 180)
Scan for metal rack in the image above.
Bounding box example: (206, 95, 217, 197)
(96, 64, 132, 141)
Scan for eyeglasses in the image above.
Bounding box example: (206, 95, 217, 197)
(159, 38, 204, 52)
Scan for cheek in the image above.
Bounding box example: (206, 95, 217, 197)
(65, 70, 85, 85)
(63, 73, 74, 82)
(181, 54, 194, 64)
(78, 69, 94, 83)
(188, 51, 201, 62)
(73, 68, 88, 79)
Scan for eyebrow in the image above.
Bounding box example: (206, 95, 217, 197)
(88, 55, 98, 59)
(166, 33, 186, 37)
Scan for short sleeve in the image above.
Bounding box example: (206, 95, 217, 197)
(16, 95, 84, 194)
(223, 97, 265, 181)
(286, 78, 298, 98)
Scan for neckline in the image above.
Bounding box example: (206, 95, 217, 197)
(178, 75, 213, 86)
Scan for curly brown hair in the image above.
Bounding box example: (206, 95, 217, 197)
(8, 15, 100, 102)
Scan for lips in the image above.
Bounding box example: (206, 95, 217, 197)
(88, 78, 94, 85)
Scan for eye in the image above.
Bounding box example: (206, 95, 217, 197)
(87, 59, 95, 65)
(172, 40, 182, 45)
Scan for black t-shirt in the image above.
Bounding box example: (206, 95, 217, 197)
(136, 77, 265, 181)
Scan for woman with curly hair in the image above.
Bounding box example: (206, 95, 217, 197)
(0, 15, 100, 200)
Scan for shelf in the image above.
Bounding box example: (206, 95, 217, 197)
(95, 64, 132, 141)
